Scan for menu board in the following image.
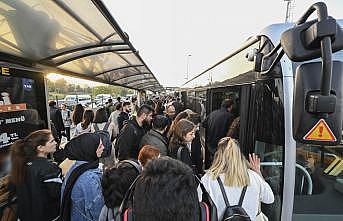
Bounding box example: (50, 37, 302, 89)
(0, 67, 48, 150)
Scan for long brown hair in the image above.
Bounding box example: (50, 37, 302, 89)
(81, 109, 94, 130)
(72, 104, 84, 125)
(168, 111, 189, 139)
(169, 119, 195, 151)
(10, 129, 52, 184)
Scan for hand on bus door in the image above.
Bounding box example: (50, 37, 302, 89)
(249, 153, 263, 178)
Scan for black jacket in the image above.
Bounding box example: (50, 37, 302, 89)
(117, 111, 130, 132)
(168, 142, 193, 169)
(116, 119, 145, 160)
(49, 106, 65, 131)
(164, 114, 174, 137)
(191, 129, 203, 175)
(15, 157, 62, 221)
(202, 108, 235, 154)
(140, 129, 168, 156)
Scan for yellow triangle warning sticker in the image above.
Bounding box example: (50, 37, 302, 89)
(303, 119, 337, 142)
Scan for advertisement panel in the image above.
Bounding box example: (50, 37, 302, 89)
(0, 66, 48, 151)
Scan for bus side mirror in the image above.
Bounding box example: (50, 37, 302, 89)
(281, 17, 343, 62)
(293, 61, 343, 145)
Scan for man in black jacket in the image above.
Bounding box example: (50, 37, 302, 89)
(202, 99, 235, 168)
(49, 100, 64, 141)
(116, 105, 154, 160)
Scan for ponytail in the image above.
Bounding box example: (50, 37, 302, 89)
(10, 139, 27, 184)
(10, 129, 51, 184)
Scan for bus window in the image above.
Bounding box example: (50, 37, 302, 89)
(293, 143, 343, 220)
(208, 86, 240, 114)
(195, 90, 206, 121)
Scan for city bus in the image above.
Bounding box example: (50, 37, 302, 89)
(182, 3, 343, 221)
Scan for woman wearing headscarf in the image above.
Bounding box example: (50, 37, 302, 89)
(60, 132, 111, 221)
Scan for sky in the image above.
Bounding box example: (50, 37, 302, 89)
(102, 0, 343, 87)
(47, 73, 106, 87)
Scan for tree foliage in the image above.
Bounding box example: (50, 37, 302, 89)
(47, 78, 135, 99)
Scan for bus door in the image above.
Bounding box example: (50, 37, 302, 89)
(206, 79, 285, 221)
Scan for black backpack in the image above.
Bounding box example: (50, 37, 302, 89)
(217, 177, 251, 221)
(93, 122, 112, 157)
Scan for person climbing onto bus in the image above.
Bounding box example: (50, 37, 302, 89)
(203, 98, 235, 168)
(198, 137, 274, 221)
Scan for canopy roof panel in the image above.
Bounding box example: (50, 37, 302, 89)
(0, 0, 163, 91)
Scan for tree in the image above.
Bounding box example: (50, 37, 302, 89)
(92, 86, 113, 96)
(55, 78, 68, 93)
(55, 78, 67, 88)
(46, 79, 55, 92)
(67, 84, 76, 94)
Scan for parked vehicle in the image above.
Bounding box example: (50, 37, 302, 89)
(64, 95, 92, 107)
(95, 94, 112, 106)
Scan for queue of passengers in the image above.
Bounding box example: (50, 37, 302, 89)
(5, 96, 274, 221)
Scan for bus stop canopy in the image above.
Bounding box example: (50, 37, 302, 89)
(0, 0, 163, 92)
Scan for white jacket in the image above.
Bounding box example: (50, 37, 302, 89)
(198, 170, 274, 221)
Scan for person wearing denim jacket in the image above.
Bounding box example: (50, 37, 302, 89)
(61, 161, 104, 221)
(60, 132, 111, 221)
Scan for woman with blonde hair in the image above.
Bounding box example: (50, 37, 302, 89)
(198, 137, 274, 221)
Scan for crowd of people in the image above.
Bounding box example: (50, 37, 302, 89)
(2, 96, 274, 221)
